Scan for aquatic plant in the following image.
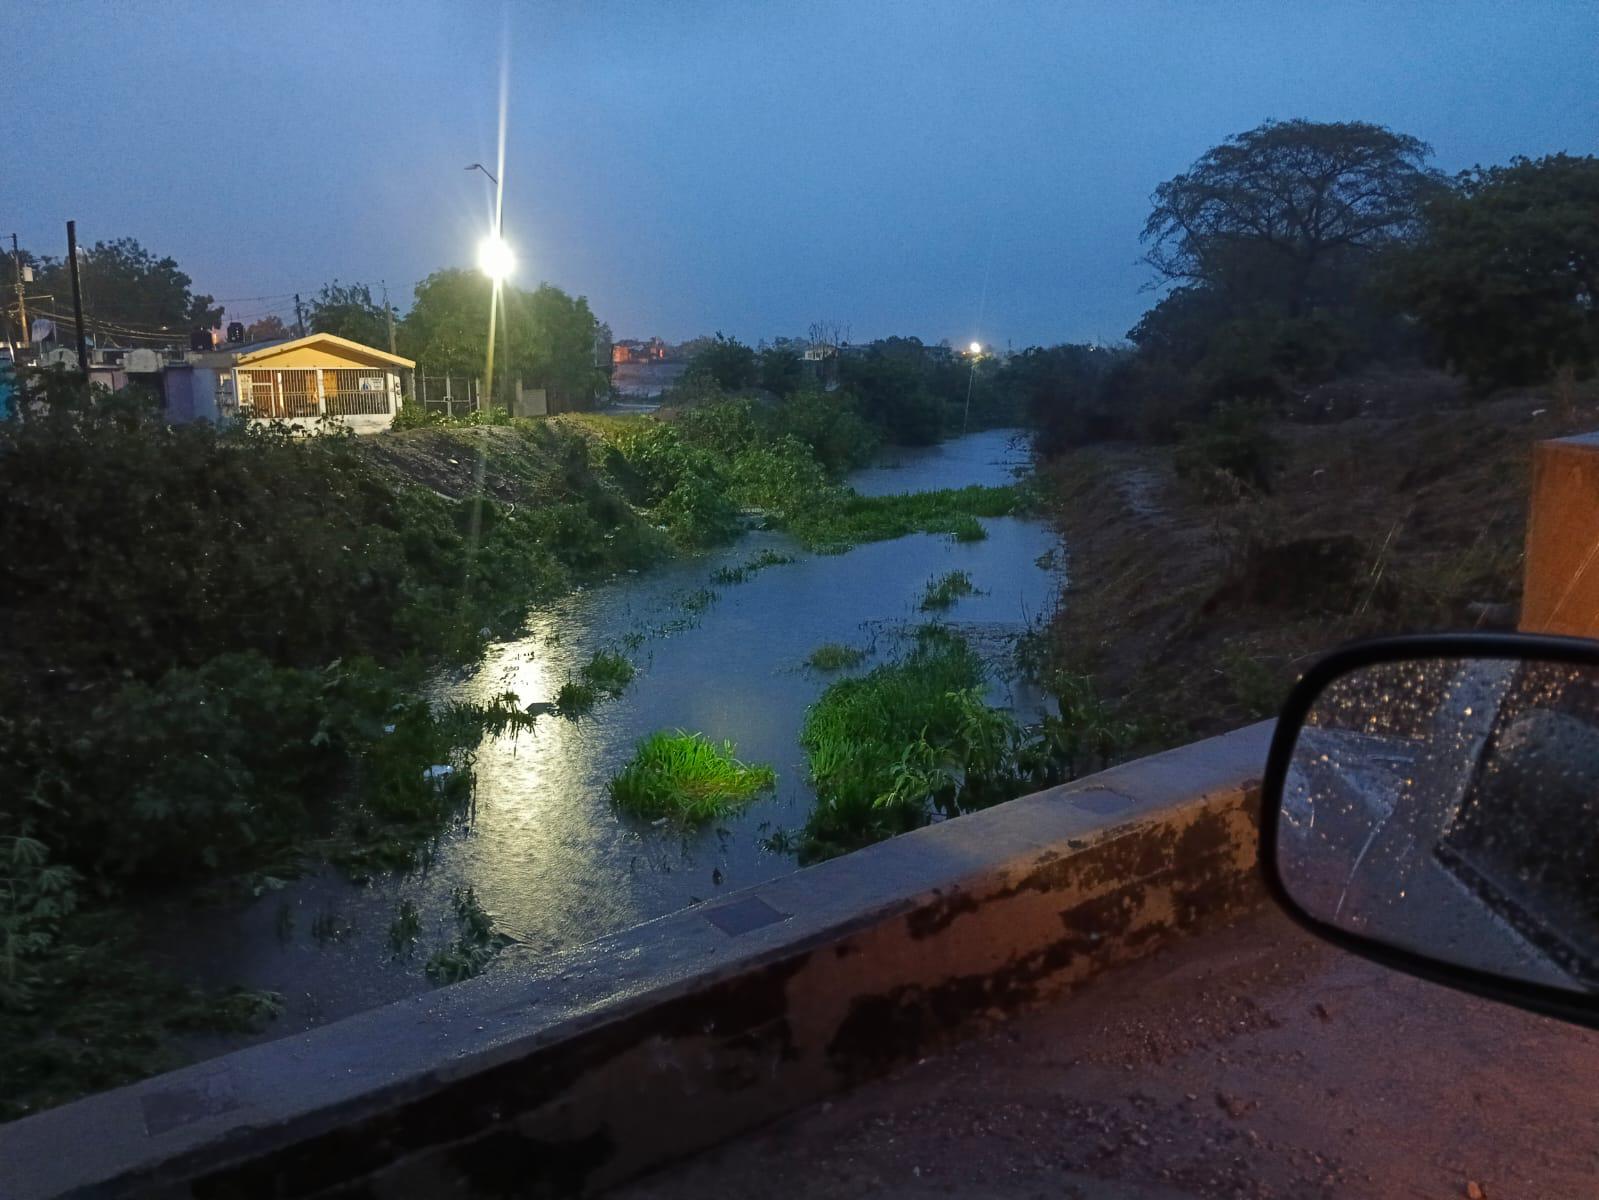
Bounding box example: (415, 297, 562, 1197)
(425, 887, 512, 983)
(806, 643, 868, 671)
(580, 649, 637, 696)
(711, 548, 798, 585)
(554, 679, 599, 718)
(920, 570, 977, 610)
(949, 514, 988, 542)
(608, 731, 777, 822)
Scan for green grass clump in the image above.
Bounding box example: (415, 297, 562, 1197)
(608, 731, 777, 822)
(787, 484, 1021, 550)
(949, 514, 988, 542)
(554, 679, 599, 718)
(580, 649, 636, 696)
(920, 570, 977, 610)
(806, 643, 868, 671)
(711, 549, 798, 585)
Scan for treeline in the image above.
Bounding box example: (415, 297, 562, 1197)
(1004, 120, 1599, 460)
(676, 332, 1021, 448)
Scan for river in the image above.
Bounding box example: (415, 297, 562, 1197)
(147, 427, 1061, 1049)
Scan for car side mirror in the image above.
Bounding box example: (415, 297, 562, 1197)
(1261, 633, 1599, 1028)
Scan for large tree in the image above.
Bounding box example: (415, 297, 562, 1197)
(1392, 153, 1599, 387)
(1143, 120, 1441, 317)
(400, 270, 607, 406)
(305, 281, 392, 348)
(32, 237, 221, 334)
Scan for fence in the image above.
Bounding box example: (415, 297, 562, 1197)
(239, 368, 393, 419)
(417, 375, 484, 417)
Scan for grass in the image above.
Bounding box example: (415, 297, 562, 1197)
(797, 629, 1141, 862)
(711, 549, 798, 585)
(788, 484, 1022, 550)
(608, 731, 777, 823)
(554, 680, 599, 718)
(681, 587, 719, 613)
(806, 643, 869, 671)
(580, 649, 636, 696)
(949, 514, 988, 542)
(920, 570, 977, 610)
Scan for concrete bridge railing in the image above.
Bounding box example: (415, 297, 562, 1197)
(2, 721, 1273, 1199)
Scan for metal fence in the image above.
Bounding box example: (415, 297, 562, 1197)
(417, 375, 484, 416)
(323, 368, 392, 416)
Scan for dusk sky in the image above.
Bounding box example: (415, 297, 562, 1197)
(6, 1, 1594, 347)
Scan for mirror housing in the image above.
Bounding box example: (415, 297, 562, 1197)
(1261, 632, 1599, 1029)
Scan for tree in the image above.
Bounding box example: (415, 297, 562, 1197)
(306, 281, 392, 347)
(1392, 153, 1599, 387)
(1143, 120, 1440, 317)
(245, 314, 289, 343)
(400, 270, 608, 407)
(758, 345, 804, 394)
(688, 334, 758, 391)
(32, 237, 221, 333)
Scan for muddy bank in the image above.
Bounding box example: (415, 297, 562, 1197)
(1043, 385, 1599, 744)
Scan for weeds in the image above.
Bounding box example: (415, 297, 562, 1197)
(711, 549, 798, 585)
(608, 732, 777, 822)
(554, 680, 600, 718)
(424, 887, 512, 984)
(806, 643, 868, 671)
(580, 649, 636, 696)
(949, 514, 989, 542)
(920, 570, 977, 611)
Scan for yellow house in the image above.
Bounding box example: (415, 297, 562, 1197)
(163, 332, 415, 434)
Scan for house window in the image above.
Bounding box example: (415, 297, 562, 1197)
(323, 369, 392, 416)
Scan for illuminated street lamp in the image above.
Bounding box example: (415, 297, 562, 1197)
(477, 234, 516, 282)
(969, 340, 982, 355)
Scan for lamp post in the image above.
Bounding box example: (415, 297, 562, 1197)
(465, 163, 513, 409)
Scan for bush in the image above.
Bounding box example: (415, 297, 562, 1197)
(770, 390, 880, 474)
(1174, 400, 1279, 497)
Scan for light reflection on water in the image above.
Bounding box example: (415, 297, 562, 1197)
(145, 428, 1061, 1045)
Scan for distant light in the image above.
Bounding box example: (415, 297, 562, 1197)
(969, 341, 982, 355)
(477, 234, 515, 282)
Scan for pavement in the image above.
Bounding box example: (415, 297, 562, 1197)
(613, 906, 1599, 1200)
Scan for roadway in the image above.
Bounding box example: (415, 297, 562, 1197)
(615, 905, 1599, 1199)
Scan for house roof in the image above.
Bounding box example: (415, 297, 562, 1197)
(231, 331, 415, 369)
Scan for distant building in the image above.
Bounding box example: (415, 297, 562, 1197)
(611, 337, 670, 365)
(163, 331, 414, 433)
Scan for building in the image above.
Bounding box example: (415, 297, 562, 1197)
(611, 336, 670, 365)
(163, 332, 414, 433)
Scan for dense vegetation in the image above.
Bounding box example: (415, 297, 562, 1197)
(798, 628, 1138, 861)
(0, 376, 666, 1118)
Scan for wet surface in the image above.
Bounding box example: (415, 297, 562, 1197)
(619, 906, 1599, 1199)
(144, 429, 1059, 1046)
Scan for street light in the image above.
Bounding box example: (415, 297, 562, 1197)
(969, 341, 982, 355)
(477, 234, 515, 282)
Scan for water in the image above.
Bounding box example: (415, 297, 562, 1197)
(145, 428, 1061, 1044)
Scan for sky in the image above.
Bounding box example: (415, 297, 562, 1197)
(4, 1, 1595, 348)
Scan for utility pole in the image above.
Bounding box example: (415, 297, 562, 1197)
(294, 293, 306, 337)
(65, 221, 89, 383)
(381, 280, 396, 354)
(10, 234, 28, 348)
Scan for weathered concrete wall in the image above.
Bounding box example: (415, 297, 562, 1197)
(1523, 432, 1599, 636)
(1, 723, 1271, 1200)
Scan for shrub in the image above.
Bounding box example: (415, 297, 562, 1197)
(1174, 400, 1279, 497)
(608, 731, 776, 822)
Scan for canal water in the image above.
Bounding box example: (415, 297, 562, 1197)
(149, 428, 1061, 1047)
